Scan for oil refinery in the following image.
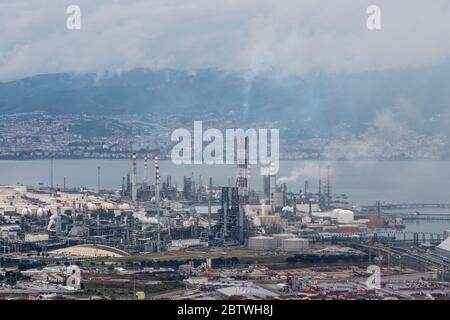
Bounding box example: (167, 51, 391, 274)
(1, 152, 449, 301)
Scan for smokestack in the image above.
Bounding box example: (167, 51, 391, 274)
(236, 137, 249, 204)
(97, 166, 101, 194)
(326, 165, 331, 209)
(144, 154, 148, 186)
(55, 186, 62, 234)
(208, 176, 212, 231)
(308, 199, 312, 218)
(132, 153, 137, 202)
(377, 201, 381, 218)
(154, 155, 160, 186)
(318, 166, 322, 203)
(56, 186, 61, 214)
(154, 155, 161, 252)
(199, 175, 203, 200)
(247, 163, 252, 194)
(269, 161, 277, 210)
(50, 157, 54, 190)
(235, 136, 249, 244)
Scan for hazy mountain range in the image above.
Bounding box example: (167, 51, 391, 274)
(1, 63, 449, 138)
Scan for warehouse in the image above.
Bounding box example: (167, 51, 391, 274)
(49, 244, 129, 257)
(313, 209, 354, 223)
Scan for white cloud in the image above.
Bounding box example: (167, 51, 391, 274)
(1, 0, 450, 81)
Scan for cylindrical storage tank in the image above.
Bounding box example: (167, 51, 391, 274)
(248, 236, 277, 251)
(36, 207, 45, 217)
(331, 209, 354, 223)
(118, 203, 131, 211)
(281, 238, 309, 252)
(86, 202, 98, 211)
(100, 202, 115, 210)
(272, 233, 295, 248)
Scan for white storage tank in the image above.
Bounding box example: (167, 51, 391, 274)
(272, 233, 296, 248)
(86, 202, 98, 211)
(118, 203, 131, 211)
(100, 202, 115, 210)
(248, 236, 277, 251)
(281, 238, 309, 252)
(21, 207, 32, 216)
(36, 207, 46, 217)
(331, 209, 354, 223)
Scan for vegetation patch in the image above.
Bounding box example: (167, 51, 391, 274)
(70, 120, 113, 138)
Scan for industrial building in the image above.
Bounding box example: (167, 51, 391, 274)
(170, 238, 208, 250)
(1, 156, 450, 301)
(313, 208, 355, 224)
(273, 184, 287, 209)
(436, 237, 450, 259)
(216, 187, 244, 243)
(49, 244, 129, 257)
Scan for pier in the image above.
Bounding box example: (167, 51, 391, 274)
(362, 203, 450, 211)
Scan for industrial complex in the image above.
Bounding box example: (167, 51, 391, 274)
(1, 147, 449, 301)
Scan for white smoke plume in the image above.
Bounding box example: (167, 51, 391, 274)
(322, 108, 445, 160)
(277, 161, 334, 184)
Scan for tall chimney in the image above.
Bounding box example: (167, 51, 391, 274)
(154, 155, 161, 252)
(144, 154, 148, 187)
(269, 161, 277, 210)
(208, 177, 212, 231)
(132, 153, 137, 202)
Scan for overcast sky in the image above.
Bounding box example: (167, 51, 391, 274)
(1, 0, 450, 81)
